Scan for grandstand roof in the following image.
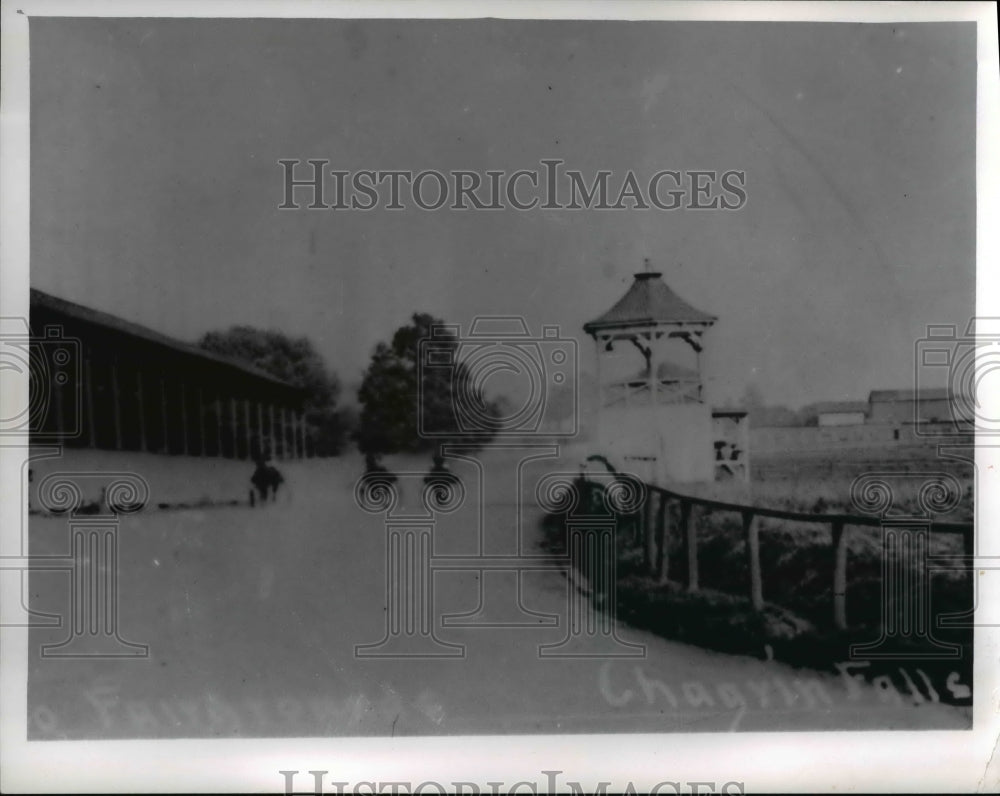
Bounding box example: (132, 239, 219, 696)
(30, 288, 300, 391)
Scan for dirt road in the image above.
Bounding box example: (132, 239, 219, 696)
(26, 451, 970, 738)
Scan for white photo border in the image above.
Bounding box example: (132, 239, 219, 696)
(2, 1, 998, 793)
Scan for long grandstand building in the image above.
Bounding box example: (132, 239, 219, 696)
(29, 288, 308, 461)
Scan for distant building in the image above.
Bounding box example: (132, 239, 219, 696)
(867, 388, 966, 426)
(814, 401, 868, 427)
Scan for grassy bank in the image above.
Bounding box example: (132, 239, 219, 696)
(540, 471, 974, 706)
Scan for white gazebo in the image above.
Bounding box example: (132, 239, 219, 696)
(583, 261, 717, 484)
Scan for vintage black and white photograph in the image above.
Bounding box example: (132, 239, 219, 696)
(2, 1, 999, 792)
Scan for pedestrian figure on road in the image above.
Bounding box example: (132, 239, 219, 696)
(364, 452, 397, 481)
(361, 452, 397, 505)
(250, 456, 284, 506)
(423, 453, 451, 484)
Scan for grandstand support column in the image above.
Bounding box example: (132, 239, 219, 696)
(229, 397, 239, 459)
(243, 399, 252, 460)
(135, 369, 148, 453)
(159, 375, 169, 454)
(83, 356, 96, 448)
(269, 404, 277, 460)
(179, 383, 189, 456)
(197, 387, 206, 457)
(215, 393, 224, 457)
(281, 407, 289, 461)
(257, 401, 264, 457)
(110, 359, 123, 450)
(53, 362, 64, 436)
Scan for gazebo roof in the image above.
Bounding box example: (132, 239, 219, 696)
(583, 271, 716, 335)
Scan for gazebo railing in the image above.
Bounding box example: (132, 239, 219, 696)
(602, 378, 702, 408)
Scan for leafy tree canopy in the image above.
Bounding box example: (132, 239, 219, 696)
(356, 313, 500, 456)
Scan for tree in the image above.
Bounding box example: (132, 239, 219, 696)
(355, 313, 500, 457)
(198, 326, 348, 456)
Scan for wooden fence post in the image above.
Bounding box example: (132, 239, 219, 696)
(832, 520, 848, 631)
(743, 510, 763, 611)
(681, 501, 697, 592)
(632, 499, 642, 547)
(644, 493, 656, 571)
(654, 493, 668, 582)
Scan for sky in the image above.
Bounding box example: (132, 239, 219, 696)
(29, 18, 976, 409)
